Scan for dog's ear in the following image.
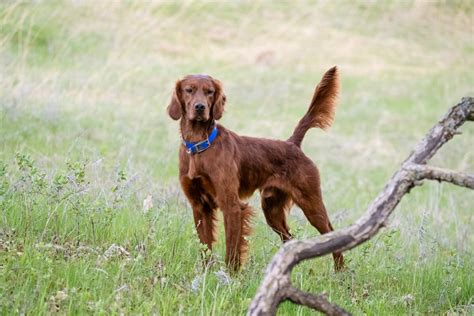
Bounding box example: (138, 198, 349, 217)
(167, 80, 183, 120)
(211, 78, 226, 120)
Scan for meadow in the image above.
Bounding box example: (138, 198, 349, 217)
(1, 1, 473, 314)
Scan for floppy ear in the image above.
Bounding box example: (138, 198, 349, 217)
(167, 80, 183, 120)
(212, 78, 226, 120)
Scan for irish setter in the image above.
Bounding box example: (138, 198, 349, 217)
(167, 67, 344, 272)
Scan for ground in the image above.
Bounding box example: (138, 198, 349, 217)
(0, 1, 473, 315)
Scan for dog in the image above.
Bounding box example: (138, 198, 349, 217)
(167, 67, 344, 271)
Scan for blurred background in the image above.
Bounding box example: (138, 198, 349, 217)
(1, 1, 473, 314)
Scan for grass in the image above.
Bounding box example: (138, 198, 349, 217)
(1, 1, 473, 314)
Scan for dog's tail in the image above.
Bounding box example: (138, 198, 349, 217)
(287, 66, 339, 147)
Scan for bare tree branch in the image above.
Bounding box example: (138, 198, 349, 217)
(285, 287, 351, 316)
(248, 97, 474, 316)
(407, 164, 474, 189)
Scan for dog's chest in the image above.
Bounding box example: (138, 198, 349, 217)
(186, 155, 210, 180)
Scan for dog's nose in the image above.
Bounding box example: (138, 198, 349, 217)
(194, 103, 205, 112)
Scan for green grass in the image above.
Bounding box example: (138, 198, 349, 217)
(1, 1, 473, 314)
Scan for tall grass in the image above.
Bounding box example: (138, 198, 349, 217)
(1, 1, 473, 314)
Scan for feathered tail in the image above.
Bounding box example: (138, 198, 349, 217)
(287, 66, 339, 147)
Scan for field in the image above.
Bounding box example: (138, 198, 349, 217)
(1, 1, 473, 315)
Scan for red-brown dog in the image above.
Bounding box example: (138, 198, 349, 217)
(167, 67, 344, 271)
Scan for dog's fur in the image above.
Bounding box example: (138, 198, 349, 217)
(167, 67, 344, 271)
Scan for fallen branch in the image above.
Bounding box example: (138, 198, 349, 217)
(248, 97, 474, 316)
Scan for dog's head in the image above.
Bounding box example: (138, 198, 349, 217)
(167, 74, 226, 122)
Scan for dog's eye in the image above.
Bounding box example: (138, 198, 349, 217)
(207, 90, 214, 95)
(185, 88, 193, 93)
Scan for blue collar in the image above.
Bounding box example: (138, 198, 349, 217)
(182, 126, 218, 154)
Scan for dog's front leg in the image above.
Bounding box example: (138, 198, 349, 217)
(215, 191, 253, 271)
(222, 201, 243, 270)
(180, 176, 217, 250)
(209, 162, 253, 271)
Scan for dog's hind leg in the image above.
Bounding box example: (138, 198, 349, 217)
(260, 187, 293, 242)
(291, 177, 345, 271)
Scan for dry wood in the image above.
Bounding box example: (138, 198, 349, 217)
(248, 97, 474, 316)
(407, 164, 474, 189)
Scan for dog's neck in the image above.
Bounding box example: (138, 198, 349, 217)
(180, 118, 215, 143)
